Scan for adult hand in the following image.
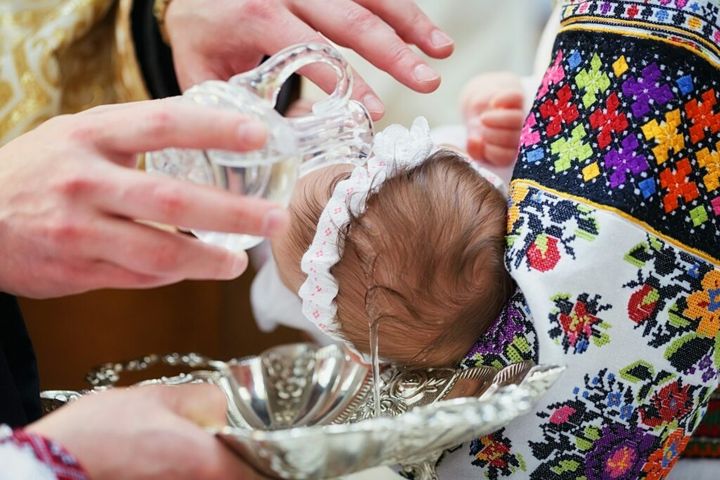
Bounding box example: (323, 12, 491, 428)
(0, 99, 289, 298)
(28, 384, 268, 480)
(460, 72, 525, 166)
(165, 0, 455, 119)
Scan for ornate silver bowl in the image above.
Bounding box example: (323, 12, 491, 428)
(42, 344, 563, 479)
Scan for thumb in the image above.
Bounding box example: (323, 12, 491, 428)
(166, 384, 229, 428)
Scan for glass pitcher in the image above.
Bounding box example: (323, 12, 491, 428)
(145, 43, 374, 252)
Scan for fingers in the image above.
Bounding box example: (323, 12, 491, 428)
(55, 260, 172, 293)
(157, 384, 270, 478)
(477, 126, 522, 149)
(163, 384, 229, 428)
(293, 0, 441, 94)
(83, 99, 267, 155)
(173, 56, 230, 91)
(214, 444, 271, 480)
(481, 108, 526, 130)
(354, 0, 454, 58)
(483, 143, 519, 166)
(467, 109, 523, 166)
(490, 90, 525, 110)
(76, 216, 250, 280)
(466, 135, 486, 162)
(95, 167, 289, 238)
(256, 10, 385, 119)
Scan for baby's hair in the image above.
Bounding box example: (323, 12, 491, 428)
(287, 150, 513, 367)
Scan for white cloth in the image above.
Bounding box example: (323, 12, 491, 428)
(251, 253, 334, 345)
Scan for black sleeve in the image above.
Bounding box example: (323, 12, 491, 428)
(0, 294, 41, 427)
(129, 0, 300, 114)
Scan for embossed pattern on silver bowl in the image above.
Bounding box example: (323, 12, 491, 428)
(41, 343, 563, 479)
(208, 344, 562, 479)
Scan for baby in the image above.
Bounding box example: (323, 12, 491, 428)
(268, 118, 512, 367)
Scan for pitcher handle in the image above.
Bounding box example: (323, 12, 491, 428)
(229, 43, 352, 112)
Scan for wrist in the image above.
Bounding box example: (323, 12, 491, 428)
(0, 425, 89, 480)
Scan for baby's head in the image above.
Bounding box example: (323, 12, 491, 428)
(272, 149, 512, 367)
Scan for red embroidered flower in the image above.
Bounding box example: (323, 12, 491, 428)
(589, 92, 629, 149)
(628, 284, 660, 323)
(469, 430, 523, 476)
(477, 437, 510, 468)
(540, 84, 580, 138)
(641, 428, 691, 480)
(549, 405, 576, 425)
(559, 300, 600, 347)
(527, 234, 561, 272)
(639, 381, 693, 428)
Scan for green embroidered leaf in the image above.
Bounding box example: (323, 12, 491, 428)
(576, 229, 595, 241)
(624, 243, 648, 268)
(664, 333, 699, 362)
(513, 336, 531, 353)
(575, 437, 592, 451)
(668, 303, 691, 328)
(648, 236, 664, 251)
(584, 426, 600, 440)
(591, 332, 611, 347)
(559, 459, 580, 472)
(550, 459, 581, 474)
(620, 360, 655, 383)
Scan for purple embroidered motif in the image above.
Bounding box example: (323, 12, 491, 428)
(585, 423, 656, 480)
(622, 63, 675, 118)
(603, 134, 650, 188)
(464, 302, 524, 358)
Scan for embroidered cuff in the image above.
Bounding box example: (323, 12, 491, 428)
(0, 425, 88, 480)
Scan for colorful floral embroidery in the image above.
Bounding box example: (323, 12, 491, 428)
(442, 3, 720, 478)
(469, 429, 527, 480)
(507, 186, 599, 273)
(684, 269, 720, 339)
(514, 31, 720, 263)
(528, 368, 708, 480)
(638, 381, 694, 428)
(548, 292, 612, 354)
(462, 290, 539, 370)
(584, 422, 655, 480)
(561, 0, 720, 70)
(641, 428, 691, 479)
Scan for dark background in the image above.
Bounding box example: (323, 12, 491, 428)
(20, 268, 302, 390)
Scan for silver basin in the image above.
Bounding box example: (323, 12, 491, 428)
(42, 343, 563, 479)
(214, 343, 371, 429)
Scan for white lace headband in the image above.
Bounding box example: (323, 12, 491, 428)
(297, 117, 505, 347)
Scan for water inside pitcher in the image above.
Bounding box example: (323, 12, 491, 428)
(145, 43, 374, 251)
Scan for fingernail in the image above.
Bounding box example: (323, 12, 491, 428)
(413, 63, 440, 83)
(431, 29, 453, 48)
(262, 208, 289, 237)
(238, 122, 267, 148)
(230, 254, 248, 277)
(362, 94, 385, 116)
